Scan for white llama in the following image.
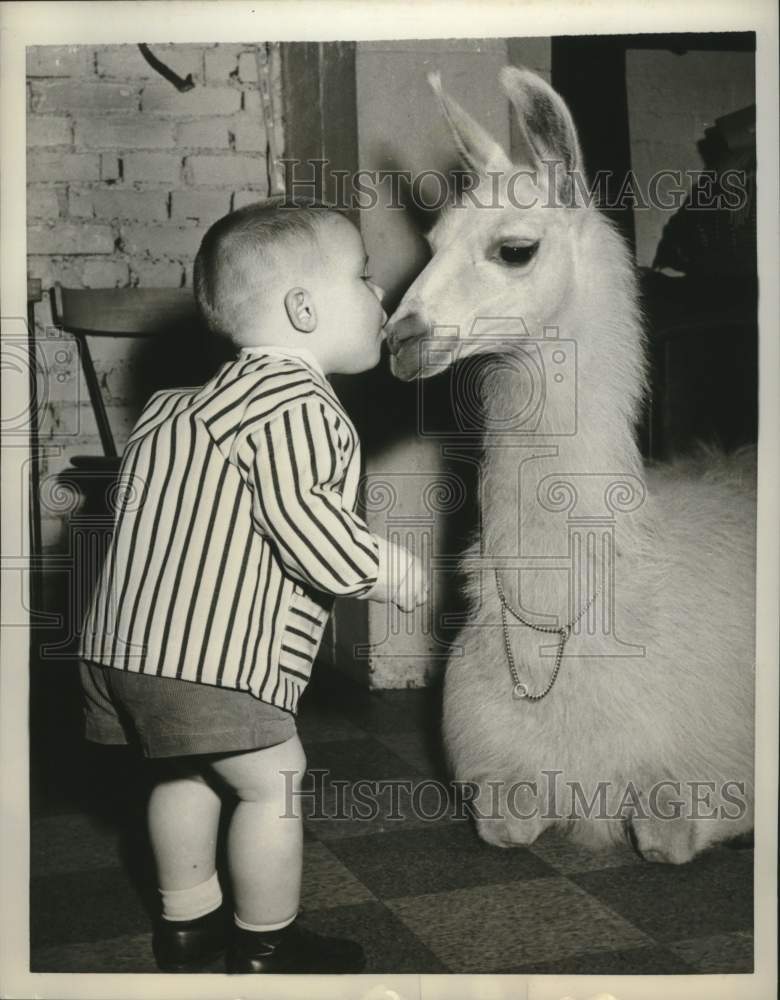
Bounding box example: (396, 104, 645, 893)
(386, 68, 756, 863)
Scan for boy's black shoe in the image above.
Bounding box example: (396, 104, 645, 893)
(152, 905, 228, 972)
(226, 919, 366, 974)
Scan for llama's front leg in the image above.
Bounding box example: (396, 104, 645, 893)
(630, 814, 698, 864)
(467, 778, 550, 848)
(625, 780, 703, 863)
(628, 782, 753, 864)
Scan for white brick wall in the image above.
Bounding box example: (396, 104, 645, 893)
(27, 45, 93, 78)
(95, 45, 204, 82)
(170, 190, 231, 222)
(28, 152, 101, 182)
(28, 222, 115, 255)
(26, 41, 282, 555)
(27, 187, 61, 219)
(119, 222, 207, 258)
(28, 115, 72, 146)
(30, 80, 141, 113)
(185, 153, 268, 186)
(175, 118, 231, 149)
(140, 81, 242, 116)
(121, 152, 183, 184)
(74, 118, 177, 150)
(75, 189, 170, 222)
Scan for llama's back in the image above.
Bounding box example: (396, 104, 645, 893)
(648, 444, 757, 498)
(645, 445, 757, 603)
(641, 446, 756, 771)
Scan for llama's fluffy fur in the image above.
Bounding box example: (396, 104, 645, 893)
(444, 443, 755, 862)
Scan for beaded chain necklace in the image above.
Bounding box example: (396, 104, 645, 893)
(494, 569, 598, 701)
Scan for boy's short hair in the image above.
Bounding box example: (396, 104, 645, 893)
(194, 196, 339, 340)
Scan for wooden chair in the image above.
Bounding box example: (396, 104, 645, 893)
(50, 284, 200, 472)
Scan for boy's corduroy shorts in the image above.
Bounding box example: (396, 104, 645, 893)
(79, 660, 297, 758)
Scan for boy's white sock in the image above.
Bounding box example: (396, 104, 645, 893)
(160, 872, 222, 922)
(234, 911, 297, 934)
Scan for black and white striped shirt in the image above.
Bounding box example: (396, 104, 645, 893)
(79, 347, 380, 713)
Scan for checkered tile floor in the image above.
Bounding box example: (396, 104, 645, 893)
(30, 667, 754, 974)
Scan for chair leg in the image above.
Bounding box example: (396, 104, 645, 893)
(75, 332, 117, 458)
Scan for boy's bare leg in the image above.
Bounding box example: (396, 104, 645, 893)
(206, 735, 306, 928)
(147, 762, 225, 970)
(147, 764, 223, 894)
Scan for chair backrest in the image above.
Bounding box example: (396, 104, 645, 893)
(50, 284, 201, 457)
(51, 284, 198, 337)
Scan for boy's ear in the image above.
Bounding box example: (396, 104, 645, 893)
(284, 287, 317, 333)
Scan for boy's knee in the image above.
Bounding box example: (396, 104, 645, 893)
(284, 738, 307, 777)
(270, 737, 307, 797)
(208, 737, 306, 802)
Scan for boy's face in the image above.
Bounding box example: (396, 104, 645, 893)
(308, 216, 387, 374)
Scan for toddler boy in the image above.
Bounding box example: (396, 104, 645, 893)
(78, 198, 427, 974)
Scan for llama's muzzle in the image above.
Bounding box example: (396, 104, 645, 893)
(385, 309, 429, 356)
(385, 308, 434, 381)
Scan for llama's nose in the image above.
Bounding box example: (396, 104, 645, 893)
(386, 305, 430, 355)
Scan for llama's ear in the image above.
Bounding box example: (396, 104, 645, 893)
(500, 67, 585, 201)
(428, 71, 513, 176)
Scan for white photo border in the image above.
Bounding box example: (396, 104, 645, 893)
(2, 2, 777, 999)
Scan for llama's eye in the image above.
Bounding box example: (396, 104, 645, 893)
(496, 242, 539, 266)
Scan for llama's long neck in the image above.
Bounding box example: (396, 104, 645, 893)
(479, 215, 647, 626)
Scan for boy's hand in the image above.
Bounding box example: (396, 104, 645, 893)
(361, 537, 429, 611)
(394, 548, 428, 612)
